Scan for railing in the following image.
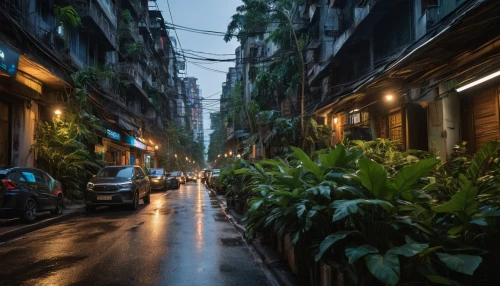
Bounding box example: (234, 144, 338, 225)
(74, 1, 118, 49)
(117, 63, 152, 89)
(96, 0, 117, 28)
(118, 21, 142, 43)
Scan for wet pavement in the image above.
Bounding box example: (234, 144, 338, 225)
(0, 182, 270, 286)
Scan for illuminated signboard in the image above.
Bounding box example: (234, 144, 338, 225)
(125, 135, 146, 150)
(106, 129, 121, 141)
(0, 39, 20, 77)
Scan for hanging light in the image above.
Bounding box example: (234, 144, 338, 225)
(385, 94, 394, 101)
(456, 70, 500, 92)
(333, 117, 338, 124)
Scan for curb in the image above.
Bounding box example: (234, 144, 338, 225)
(0, 208, 85, 243)
(207, 188, 297, 286)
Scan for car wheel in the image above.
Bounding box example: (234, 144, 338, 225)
(51, 195, 63, 215)
(85, 206, 96, 213)
(22, 199, 37, 223)
(143, 190, 151, 204)
(131, 191, 139, 210)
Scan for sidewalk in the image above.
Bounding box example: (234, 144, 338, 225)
(0, 202, 85, 243)
(210, 191, 297, 286)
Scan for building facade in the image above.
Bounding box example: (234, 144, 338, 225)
(0, 0, 185, 169)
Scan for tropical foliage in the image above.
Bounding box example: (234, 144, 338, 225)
(220, 140, 500, 285)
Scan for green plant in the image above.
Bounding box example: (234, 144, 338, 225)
(122, 9, 133, 24)
(236, 140, 500, 285)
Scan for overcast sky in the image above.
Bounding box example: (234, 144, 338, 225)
(156, 0, 242, 150)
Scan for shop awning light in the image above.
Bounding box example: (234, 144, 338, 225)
(456, 70, 500, 92)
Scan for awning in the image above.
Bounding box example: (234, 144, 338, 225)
(118, 118, 141, 137)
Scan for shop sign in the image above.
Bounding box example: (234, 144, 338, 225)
(125, 135, 146, 150)
(0, 39, 20, 77)
(106, 129, 121, 141)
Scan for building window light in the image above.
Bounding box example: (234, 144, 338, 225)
(456, 70, 500, 92)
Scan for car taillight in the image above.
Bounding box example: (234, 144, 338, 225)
(1, 179, 17, 190)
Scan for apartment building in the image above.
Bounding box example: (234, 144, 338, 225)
(0, 0, 184, 168)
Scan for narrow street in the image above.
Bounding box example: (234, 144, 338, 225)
(0, 182, 270, 286)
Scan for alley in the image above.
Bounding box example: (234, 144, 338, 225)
(0, 182, 270, 286)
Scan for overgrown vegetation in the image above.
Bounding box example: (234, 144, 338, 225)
(219, 139, 500, 285)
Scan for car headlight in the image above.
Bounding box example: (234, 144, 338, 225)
(157, 176, 163, 179)
(118, 183, 133, 189)
(87, 182, 94, 189)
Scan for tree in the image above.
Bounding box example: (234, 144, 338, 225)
(225, 0, 306, 135)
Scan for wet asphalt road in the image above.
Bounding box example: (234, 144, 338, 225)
(0, 182, 270, 286)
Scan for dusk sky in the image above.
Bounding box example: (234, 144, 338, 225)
(156, 0, 242, 150)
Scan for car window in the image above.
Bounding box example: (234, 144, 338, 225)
(171, 171, 181, 176)
(97, 167, 134, 178)
(19, 170, 37, 183)
(135, 167, 145, 177)
(149, 169, 164, 175)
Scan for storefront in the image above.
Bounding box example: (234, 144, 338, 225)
(124, 134, 147, 167)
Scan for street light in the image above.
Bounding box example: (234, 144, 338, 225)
(385, 94, 394, 101)
(155, 145, 159, 150)
(174, 154, 177, 159)
(54, 109, 62, 116)
(224, 154, 227, 158)
(218, 154, 221, 158)
(229, 151, 233, 156)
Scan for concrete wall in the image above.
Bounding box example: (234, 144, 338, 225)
(11, 100, 38, 167)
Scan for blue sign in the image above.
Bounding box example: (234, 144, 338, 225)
(125, 135, 146, 150)
(0, 39, 20, 77)
(106, 129, 121, 141)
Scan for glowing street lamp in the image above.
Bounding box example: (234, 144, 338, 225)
(54, 109, 62, 116)
(174, 154, 178, 159)
(385, 94, 394, 101)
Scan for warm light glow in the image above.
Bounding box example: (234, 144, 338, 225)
(237, 154, 241, 158)
(155, 145, 159, 150)
(456, 70, 500, 92)
(218, 154, 221, 158)
(193, 161, 195, 164)
(333, 117, 338, 124)
(174, 154, 177, 158)
(54, 109, 62, 115)
(385, 94, 394, 101)
(229, 151, 233, 155)
(224, 154, 227, 157)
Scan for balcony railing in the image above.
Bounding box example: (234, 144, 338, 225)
(96, 0, 117, 28)
(117, 63, 152, 91)
(74, 1, 118, 49)
(118, 21, 142, 43)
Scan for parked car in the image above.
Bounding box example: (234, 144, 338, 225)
(0, 167, 64, 223)
(209, 169, 222, 192)
(85, 166, 150, 212)
(202, 169, 211, 185)
(170, 171, 186, 184)
(165, 172, 180, 189)
(186, 172, 197, 182)
(148, 168, 172, 191)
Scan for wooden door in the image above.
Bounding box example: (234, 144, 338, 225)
(388, 111, 404, 146)
(472, 87, 500, 150)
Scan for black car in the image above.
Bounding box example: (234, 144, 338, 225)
(0, 167, 64, 223)
(165, 172, 180, 189)
(85, 166, 151, 212)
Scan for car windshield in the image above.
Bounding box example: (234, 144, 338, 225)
(187, 172, 195, 176)
(97, 167, 133, 178)
(149, 169, 164, 175)
(171, 171, 181, 176)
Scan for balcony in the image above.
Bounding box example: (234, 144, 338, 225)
(118, 21, 142, 44)
(74, 0, 118, 50)
(117, 63, 151, 98)
(154, 38, 166, 55)
(96, 0, 117, 28)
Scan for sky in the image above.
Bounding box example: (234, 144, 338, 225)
(156, 0, 242, 150)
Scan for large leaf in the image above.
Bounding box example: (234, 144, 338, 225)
(389, 158, 440, 195)
(432, 174, 478, 217)
(355, 159, 387, 198)
(345, 245, 379, 264)
(436, 253, 482, 275)
(291, 147, 323, 180)
(365, 253, 400, 286)
(319, 144, 347, 169)
(315, 231, 354, 261)
(467, 141, 500, 180)
(387, 243, 429, 257)
(331, 199, 394, 222)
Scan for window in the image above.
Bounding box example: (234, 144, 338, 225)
(97, 167, 134, 178)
